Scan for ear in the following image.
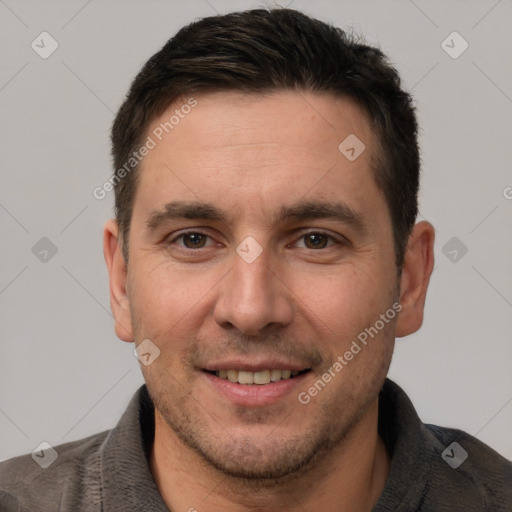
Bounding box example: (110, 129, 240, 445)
(395, 221, 435, 338)
(103, 219, 134, 342)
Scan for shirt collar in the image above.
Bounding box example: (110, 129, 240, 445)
(374, 379, 434, 509)
(100, 385, 168, 511)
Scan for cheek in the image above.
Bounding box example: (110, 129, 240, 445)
(296, 264, 395, 349)
(127, 259, 220, 343)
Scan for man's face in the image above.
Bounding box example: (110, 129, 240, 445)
(122, 91, 400, 478)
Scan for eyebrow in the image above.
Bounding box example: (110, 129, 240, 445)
(146, 201, 227, 229)
(146, 199, 367, 234)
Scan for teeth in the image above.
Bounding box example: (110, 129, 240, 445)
(270, 369, 282, 382)
(253, 370, 271, 384)
(215, 369, 303, 385)
(238, 371, 254, 385)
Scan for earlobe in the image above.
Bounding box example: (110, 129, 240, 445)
(103, 219, 134, 342)
(395, 221, 435, 338)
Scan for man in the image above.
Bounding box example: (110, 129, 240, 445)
(1, 7, 510, 512)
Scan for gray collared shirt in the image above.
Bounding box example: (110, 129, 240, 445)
(1, 379, 511, 511)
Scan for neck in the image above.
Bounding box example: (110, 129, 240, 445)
(150, 399, 389, 512)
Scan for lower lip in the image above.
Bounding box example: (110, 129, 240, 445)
(202, 371, 309, 407)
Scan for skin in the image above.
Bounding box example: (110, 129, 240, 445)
(104, 90, 435, 511)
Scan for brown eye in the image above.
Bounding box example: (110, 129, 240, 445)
(182, 233, 208, 248)
(303, 233, 329, 249)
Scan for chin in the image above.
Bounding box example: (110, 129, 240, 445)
(158, 399, 356, 484)
(187, 434, 325, 484)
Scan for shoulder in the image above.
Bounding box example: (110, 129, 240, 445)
(0, 430, 110, 511)
(422, 422, 512, 509)
(378, 379, 512, 511)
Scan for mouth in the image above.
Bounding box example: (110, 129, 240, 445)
(204, 368, 311, 385)
(200, 359, 315, 406)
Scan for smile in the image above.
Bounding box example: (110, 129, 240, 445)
(211, 369, 309, 385)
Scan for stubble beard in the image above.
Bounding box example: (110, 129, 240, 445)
(137, 290, 398, 489)
(145, 354, 391, 490)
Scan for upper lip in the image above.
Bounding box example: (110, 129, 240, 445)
(201, 359, 312, 372)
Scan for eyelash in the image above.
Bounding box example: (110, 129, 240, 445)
(167, 230, 345, 251)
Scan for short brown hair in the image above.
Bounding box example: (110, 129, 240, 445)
(111, 8, 419, 266)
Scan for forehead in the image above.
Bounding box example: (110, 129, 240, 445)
(146, 90, 376, 158)
(135, 90, 385, 225)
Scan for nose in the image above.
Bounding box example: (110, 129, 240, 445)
(213, 245, 294, 336)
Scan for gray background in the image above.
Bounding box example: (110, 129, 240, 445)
(1, 0, 511, 462)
